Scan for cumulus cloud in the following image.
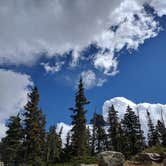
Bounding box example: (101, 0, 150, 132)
(0, 0, 165, 87)
(81, 70, 97, 89)
(150, 0, 166, 17)
(81, 70, 107, 89)
(0, 0, 121, 65)
(41, 61, 65, 73)
(0, 69, 33, 139)
(0, 1, 164, 65)
(93, 0, 161, 74)
(93, 52, 119, 76)
(103, 97, 166, 137)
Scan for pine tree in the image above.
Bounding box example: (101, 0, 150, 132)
(70, 78, 89, 157)
(90, 112, 107, 154)
(136, 108, 145, 151)
(121, 106, 144, 158)
(156, 120, 166, 146)
(63, 131, 72, 162)
(46, 125, 62, 164)
(90, 111, 97, 155)
(147, 111, 159, 147)
(1, 114, 23, 165)
(86, 126, 91, 155)
(107, 105, 120, 151)
(23, 86, 46, 165)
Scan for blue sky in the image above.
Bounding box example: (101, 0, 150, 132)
(0, 0, 166, 136)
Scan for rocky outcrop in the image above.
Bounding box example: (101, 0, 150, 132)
(97, 151, 125, 166)
(163, 158, 166, 166)
(130, 152, 166, 166)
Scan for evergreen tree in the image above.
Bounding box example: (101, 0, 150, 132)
(116, 123, 125, 153)
(1, 114, 23, 165)
(136, 109, 145, 151)
(23, 86, 46, 165)
(90, 111, 97, 155)
(156, 120, 166, 146)
(121, 106, 144, 158)
(63, 131, 72, 162)
(70, 78, 89, 157)
(147, 111, 159, 147)
(107, 105, 120, 151)
(46, 125, 62, 164)
(90, 112, 107, 154)
(86, 126, 91, 155)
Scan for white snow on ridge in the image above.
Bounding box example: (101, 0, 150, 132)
(103, 97, 166, 136)
(57, 97, 166, 144)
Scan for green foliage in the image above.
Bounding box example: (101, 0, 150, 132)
(1, 114, 23, 165)
(144, 146, 166, 153)
(147, 111, 159, 147)
(23, 86, 46, 164)
(108, 105, 122, 152)
(121, 106, 145, 158)
(62, 131, 73, 162)
(2, 80, 166, 165)
(71, 156, 99, 165)
(70, 78, 90, 157)
(46, 125, 62, 163)
(156, 120, 166, 146)
(90, 111, 107, 154)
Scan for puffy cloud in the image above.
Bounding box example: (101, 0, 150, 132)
(0, 0, 165, 87)
(103, 97, 166, 136)
(93, 0, 160, 74)
(0, 0, 122, 65)
(0, 0, 164, 67)
(41, 61, 65, 73)
(81, 70, 97, 89)
(0, 69, 33, 139)
(93, 52, 119, 76)
(81, 70, 107, 89)
(150, 0, 166, 17)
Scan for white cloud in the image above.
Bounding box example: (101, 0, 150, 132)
(97, 78, 107, 87)
(0, 0, 122, 65)
(150, 0, 166, 17)
(93, 0, 160, 74)
(0, 0, 165, 87)
(81, 70, 97, 89)
(0, 0, 164, 68)
(41, 61, 65, 73)
(0, 69, 33, 139)
(81, 70, 107, 89)
(93, 52, 119, 76)
(103, 97, 166, 137)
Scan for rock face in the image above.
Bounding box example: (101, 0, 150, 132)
(130, 152, 166, 166)
(97, 151, 125, 166)
(163, 158, 166, 166)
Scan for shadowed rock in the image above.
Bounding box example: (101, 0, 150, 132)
(97, 151, 125, 166)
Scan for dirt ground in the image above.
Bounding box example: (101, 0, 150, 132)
(124, 161, 163, 166)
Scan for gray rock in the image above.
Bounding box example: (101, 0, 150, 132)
(97, 151, 125, 166)
(163, 158, 166, 166)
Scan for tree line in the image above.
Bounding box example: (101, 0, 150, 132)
(0, 78, 166, 165)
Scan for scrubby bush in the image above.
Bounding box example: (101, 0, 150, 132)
(143, 146, 166, 153)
